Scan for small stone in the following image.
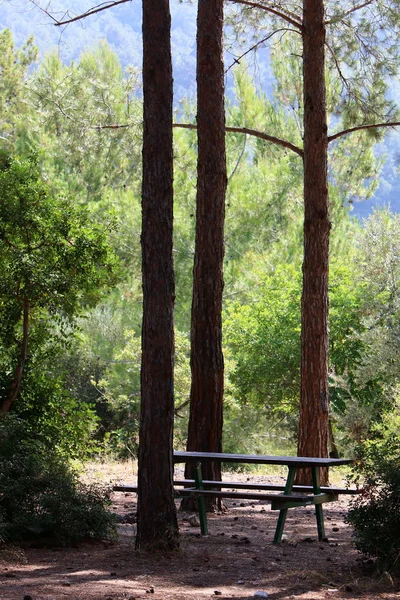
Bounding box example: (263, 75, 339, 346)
(188, 515, 200, 527)
(254, 591, 269, 598)
(214, 590, 222, 595)
(62, 581, 72, 587)
(237, 579, 245, 584)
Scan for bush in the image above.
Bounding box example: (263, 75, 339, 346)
(346, 434, 400, 574)
(0, 416, 116, 545)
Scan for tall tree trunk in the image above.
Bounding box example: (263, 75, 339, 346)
(136, 0, 179, 550)
(184, 0, 227, 510)
(0, 296, 29, 414)
(297, 0, 330, 485)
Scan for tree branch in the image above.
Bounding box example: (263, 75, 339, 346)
(174, 399, 190, 417)
(92, 124, 131, 130)
(173, 122, 304, 157)
(325, 1, 374, 25)
(325, 41, 351, 94)
(227, 0, 303, 30)
(32, 91, 133, 130)
(228, 132, 247, 183)
(29, 0, 131, 26)
(328, 121, 400, 143)
(225, 28, 301, 74)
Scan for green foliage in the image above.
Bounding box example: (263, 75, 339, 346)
(1, 27, 397, 463)
(0, 151, 120, 458)
(330, 209, 400, 448)
(96, 328, 191, 458)
(354, 209, 400, 380)
(0, 415, 116, 545)
(29, 42, 142, 203)
(0, 152, 120, 320)
(0, 29, 37, 151)
(224, 264, 301, 420)
(347, 433, 400, 573)
(224, 257, 397, 451)
(18, 369, 101, 461)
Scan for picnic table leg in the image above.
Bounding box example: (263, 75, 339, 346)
(194, 462, 209, 535)
(273, 466, 296, 544)
(312, 466, 326, 541)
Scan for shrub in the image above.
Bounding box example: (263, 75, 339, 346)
(346, 434, 400, 574)
(0, 416, 116, 545)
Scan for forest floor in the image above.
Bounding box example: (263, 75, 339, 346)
(0, 462, 399, 600)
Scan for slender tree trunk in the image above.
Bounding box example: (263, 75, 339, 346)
(297, 0, 330, 485)
(1, 296, 29, 414)
(184, 0, 227, 511)
(136, 0, 179, 550)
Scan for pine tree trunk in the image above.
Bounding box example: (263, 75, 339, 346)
(184, 0, 227, 511)
(297, 0, 330, 485)
(136, 0, 179, 550)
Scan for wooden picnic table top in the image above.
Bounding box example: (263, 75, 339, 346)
(173, 450, 353, 468)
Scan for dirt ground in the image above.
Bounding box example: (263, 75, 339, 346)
(0, 467, 399, 600)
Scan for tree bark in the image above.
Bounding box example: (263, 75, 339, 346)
(184, 0, 227, 511)
(0, 296, 29, 414)
(297, 0, 330, 485)
(136, 0, 179, 550)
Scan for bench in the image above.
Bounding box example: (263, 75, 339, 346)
(113, 461, 360, 544)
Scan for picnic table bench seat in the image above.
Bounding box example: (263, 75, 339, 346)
(174, 478, 361, 495)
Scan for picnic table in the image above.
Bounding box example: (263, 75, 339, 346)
(113, 450, 358, 544)
(172, 451, 355, 544)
